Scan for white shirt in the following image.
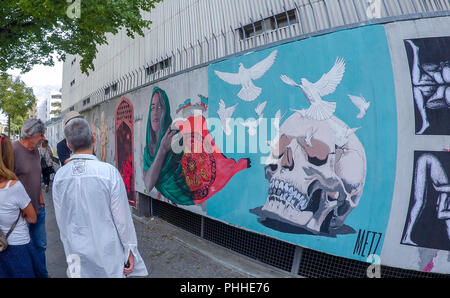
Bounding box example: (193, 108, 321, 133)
(52, 154, 148, 278)
(0, 181, 31, 245)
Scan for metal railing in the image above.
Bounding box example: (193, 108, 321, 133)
(73, 0, 450, 113)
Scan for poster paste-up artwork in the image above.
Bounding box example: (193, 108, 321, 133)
(402, 151, 450, 251)
(404, 37, 450, 135)
(207, 25, 398, 262)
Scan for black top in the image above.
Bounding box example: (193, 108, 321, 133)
(57, 139, 71, 165)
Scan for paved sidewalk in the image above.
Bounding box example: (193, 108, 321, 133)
(43, 185, 290, 278)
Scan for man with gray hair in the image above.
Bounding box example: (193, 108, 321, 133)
(52, 118, 148, 277)
(12, 118, 48, 278)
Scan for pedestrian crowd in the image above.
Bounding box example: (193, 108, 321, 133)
(0, 112, 147, 278)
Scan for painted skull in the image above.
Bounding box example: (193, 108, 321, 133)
(262, 112, 366, 234)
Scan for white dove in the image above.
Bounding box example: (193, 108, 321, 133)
(273, 109, 286, 132)
(305, 127, 317, 147)
(241, 101, 267, 136)
(348, 94, 371, 119)
(217, 99, 238, 136)
(328, 119, 360, 147)
(214, 50, 277, 102)
(281, 57, 346, 121)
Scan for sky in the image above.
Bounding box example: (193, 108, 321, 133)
(8, 60, 63, 97)
(0, 60, 63, 124)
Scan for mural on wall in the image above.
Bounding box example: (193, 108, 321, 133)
(91, 114, 100, 157)
(405, 37, 450, 135)
(207, 25, 397, 262)
(115, 97, 136, 207)
(401, 151, 450, 251)
(142, 87, 251, 206)
(100, 111, 109, 161)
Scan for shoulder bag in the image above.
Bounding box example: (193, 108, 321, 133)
(0, 212, 21, 252)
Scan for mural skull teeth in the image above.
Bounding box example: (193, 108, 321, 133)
(264, 179, 311, 212)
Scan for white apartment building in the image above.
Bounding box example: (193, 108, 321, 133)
(47, 91, 62, 120)
(36, 97, 48, 123)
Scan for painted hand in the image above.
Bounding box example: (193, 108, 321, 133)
(160, 129, 178, 154)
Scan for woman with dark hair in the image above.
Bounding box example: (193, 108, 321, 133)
(143, 87, 192, 205)
(0, 134, 44, 278)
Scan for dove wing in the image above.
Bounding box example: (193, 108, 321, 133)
(313, 57, 346, 97)
(280, 75, 301, 87)
(274, 110, 281, 120)
(225, 103, 238, 118)
(248, 50, 278, 80)
(217, 106, 226, 121)
(214, 70, 242, 85)
(255, 101, 267, 118)
(217, 99, 226, 119)
(348, 94, 364, 108)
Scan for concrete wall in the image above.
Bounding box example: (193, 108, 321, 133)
(62, 0, 301, 110)
(62, 0, 449, 111)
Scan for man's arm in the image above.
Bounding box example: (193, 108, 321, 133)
(40, 190, 45, 207)
(110, 168, 140, 276)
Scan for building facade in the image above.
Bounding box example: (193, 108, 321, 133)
(47, 91, 62, 121)
(36, 98, 47, 123)
(61, 0, 450, 277)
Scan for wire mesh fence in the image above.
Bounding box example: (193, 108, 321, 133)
(149, 197, 450, 277)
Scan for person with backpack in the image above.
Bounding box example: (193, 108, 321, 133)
(0, 133, 45, 278)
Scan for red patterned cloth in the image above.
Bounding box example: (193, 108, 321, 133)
(175, 116, 250, 204)
(120, 156, 133, 194)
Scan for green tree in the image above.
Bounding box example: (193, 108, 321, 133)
(9, 114, 26, 139)
(0, 74, 36, 136)
(0, 0, 162, 74)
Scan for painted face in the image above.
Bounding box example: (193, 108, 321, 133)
(151, 92, 163, 132)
